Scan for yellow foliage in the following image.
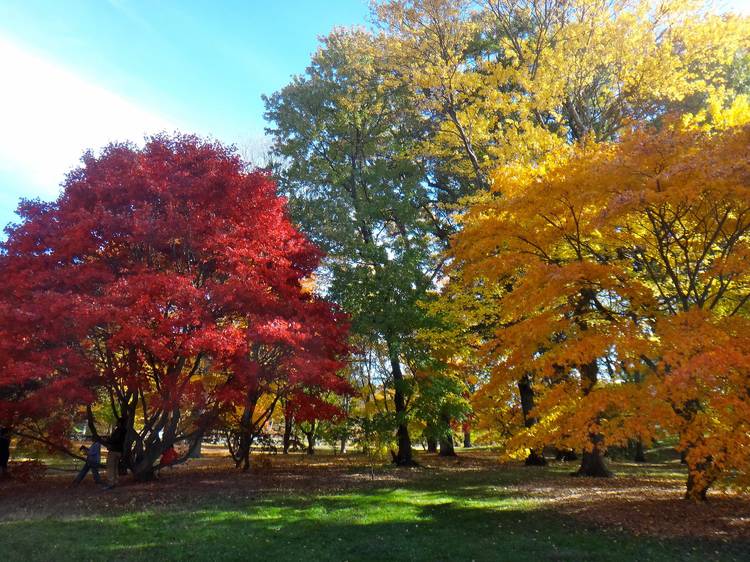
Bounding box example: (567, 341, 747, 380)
(374, 0, 750, 195)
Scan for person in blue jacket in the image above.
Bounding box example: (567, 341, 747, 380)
(73, 440, 103, 485)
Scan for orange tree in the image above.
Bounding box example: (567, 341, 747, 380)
(384, 0, 750, 469)
(446, 97, 750, 497)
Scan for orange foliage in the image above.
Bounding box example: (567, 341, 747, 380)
(446, 98, 750, 498)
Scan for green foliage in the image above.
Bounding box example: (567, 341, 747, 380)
(412, 372, 471, 442)
(264, 29, 438, 347)
(355, 413, 399, 461)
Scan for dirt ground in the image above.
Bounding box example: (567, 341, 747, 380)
(1, 447, 748, 543)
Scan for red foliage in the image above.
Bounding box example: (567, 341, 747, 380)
(0, 134, 349, 461)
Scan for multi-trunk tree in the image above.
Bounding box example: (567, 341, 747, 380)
(0, 134, 350, 479)
(448, 96, 750, 498)
(223, 296, 351, 470)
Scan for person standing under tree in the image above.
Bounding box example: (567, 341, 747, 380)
(73, 440, 103, 485)
(105, 416, 127, 489)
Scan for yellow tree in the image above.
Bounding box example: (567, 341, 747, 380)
(481, 0, 750, 139)
(375, 0, 564, 200)
(422, 0, 750, 475)
(375, 0, 750, 199)
(452, 144, 658, 476)
(420, 265, 532, 455)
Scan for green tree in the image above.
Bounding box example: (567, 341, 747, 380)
(264, 29, 440, 465)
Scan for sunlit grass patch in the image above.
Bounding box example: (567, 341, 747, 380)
(1, 455, 747, 561)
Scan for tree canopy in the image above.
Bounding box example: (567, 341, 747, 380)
(0, 134, 350, 478)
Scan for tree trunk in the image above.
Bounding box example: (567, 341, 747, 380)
(518, 373, 546, 466)
(390, 349, 415, 466)
(438, 412, 457, 457)
(684, 444, 715, 501)
(283, 415, 293, 455)
(131, 407, 179, 481)
(339, 436, 347, 455)
(556, 449, 578, 461)
(426, 436, 438, 453)
(189, 436, 202, 459)
(575, 359, 612, 477)
(574, 445, 613, 477)
(463, 427, 472, 448)
(304, 422, 316, 455)
(633, 438, 646, 463)
(237, 431, 252, 471)
(239, 444, 251, 471)
(524, 449, 547, 466)
(518, 373, 536, 429)
(305, 433, 315, 455)
(685, 465, 713, 501)
(438, 436, 456, 456)
(236, 404, 255, 472)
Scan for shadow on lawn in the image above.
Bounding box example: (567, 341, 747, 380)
(3, 485, 747, 562)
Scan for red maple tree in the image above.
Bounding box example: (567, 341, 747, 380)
(0, 134, 350, 479)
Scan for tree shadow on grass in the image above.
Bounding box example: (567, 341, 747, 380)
(3, 487, 747, 562)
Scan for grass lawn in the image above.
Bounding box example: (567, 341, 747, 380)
(1, 450, 748, 561)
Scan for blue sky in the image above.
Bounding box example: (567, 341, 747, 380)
(1, 1, 748, 232)
(0, 0, 370, 231)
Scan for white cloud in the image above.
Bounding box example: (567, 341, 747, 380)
(0, 36, 173, 199)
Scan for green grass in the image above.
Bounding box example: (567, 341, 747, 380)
(2, 465, 745, 562)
